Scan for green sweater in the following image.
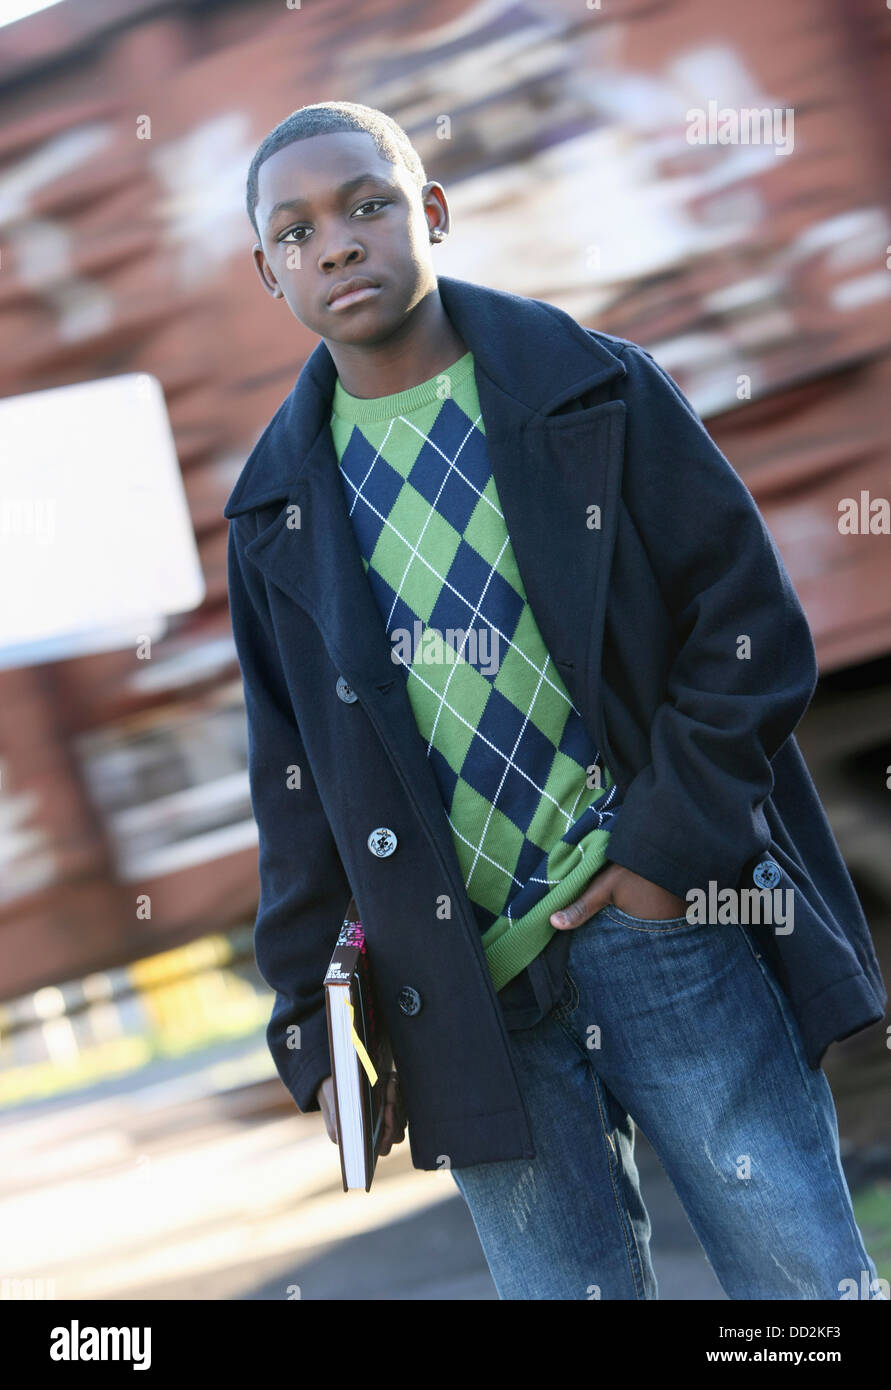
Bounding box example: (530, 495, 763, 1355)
(330, 349, 622, 991)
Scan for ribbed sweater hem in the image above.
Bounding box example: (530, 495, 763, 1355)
(482, 827, 612, 991)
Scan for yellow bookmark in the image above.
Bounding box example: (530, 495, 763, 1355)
(343, 992, 378, 1087)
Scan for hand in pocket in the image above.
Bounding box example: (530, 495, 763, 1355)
(550, 863, 687, 928)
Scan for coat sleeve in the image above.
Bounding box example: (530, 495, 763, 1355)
(603, 343, 819, 898)
(227, 514, 351, 1113)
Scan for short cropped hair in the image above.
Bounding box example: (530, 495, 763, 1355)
(245, 100, 428, 238)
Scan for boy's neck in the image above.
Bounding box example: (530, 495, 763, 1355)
(323, 284, 468, 399)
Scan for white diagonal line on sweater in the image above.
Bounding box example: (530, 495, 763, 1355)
(389, 645, 574, 828)
(444, 811, 526, 892)
(465, 648, 550, 894)
(338, 462, 576, 714)
(426, 529, 511, 755)
(385, 414, 482, 633)
(343, 417, 396, 518)
(399, 411, 504, 520)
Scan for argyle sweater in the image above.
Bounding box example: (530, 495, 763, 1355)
(330, 349, 622, 992)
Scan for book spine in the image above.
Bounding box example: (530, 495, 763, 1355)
(324, 938, 361, 985)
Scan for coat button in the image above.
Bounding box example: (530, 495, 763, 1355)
(336, 676, 358, 703)
(367, 826, 397, 857)
(398, 986, 422, 1016)
(753, 858, 781, 889)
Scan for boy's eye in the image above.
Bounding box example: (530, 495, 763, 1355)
(279, 199, 389, 244)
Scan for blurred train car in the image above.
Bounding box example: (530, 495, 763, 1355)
(0, 0, 888, 1049)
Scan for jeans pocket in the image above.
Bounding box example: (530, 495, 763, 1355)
(601, 903, 693, 932)
(553, 967, 580, 1018)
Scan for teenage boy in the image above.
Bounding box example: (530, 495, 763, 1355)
(225, 101, 887, 1299)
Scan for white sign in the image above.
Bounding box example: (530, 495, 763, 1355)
(0, 372, 204, 668)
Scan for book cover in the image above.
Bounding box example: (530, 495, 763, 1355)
(324, 898, 394, 1191)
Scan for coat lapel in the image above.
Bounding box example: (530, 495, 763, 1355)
(224, 275, 629, 768)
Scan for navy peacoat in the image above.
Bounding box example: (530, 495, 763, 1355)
(224, 274, 887, 1171)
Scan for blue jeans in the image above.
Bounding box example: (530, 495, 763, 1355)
(451, 903, 883, 1300)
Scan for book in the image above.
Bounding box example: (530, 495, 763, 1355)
(324, 896, 394, 1191)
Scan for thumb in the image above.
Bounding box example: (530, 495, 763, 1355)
(549, 864, 620, 929)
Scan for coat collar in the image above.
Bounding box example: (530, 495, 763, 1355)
(222, 275, 625, 519)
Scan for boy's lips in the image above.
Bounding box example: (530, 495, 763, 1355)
(326, 276, 381, 310)
(327, 285, 381, 311)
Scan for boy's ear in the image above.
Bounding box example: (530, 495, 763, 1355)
(252, 244, 283, 298)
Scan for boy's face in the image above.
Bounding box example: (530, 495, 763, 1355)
(251, 130, 449, 346)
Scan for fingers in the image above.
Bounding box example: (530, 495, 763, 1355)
(379, 1076, 406, 1155)
(326, 1073, 405, 1157)
(379, 1105, 397, 1155)
(549, 862, 690, 929)
(320, 1077, 339, 1144)
(550, 876, 610, 929)
(388, 1076, 406, 1144)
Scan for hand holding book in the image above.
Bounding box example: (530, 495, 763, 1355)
(318, 1071, 406, 1154)
(322, 897, 403, 1189)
